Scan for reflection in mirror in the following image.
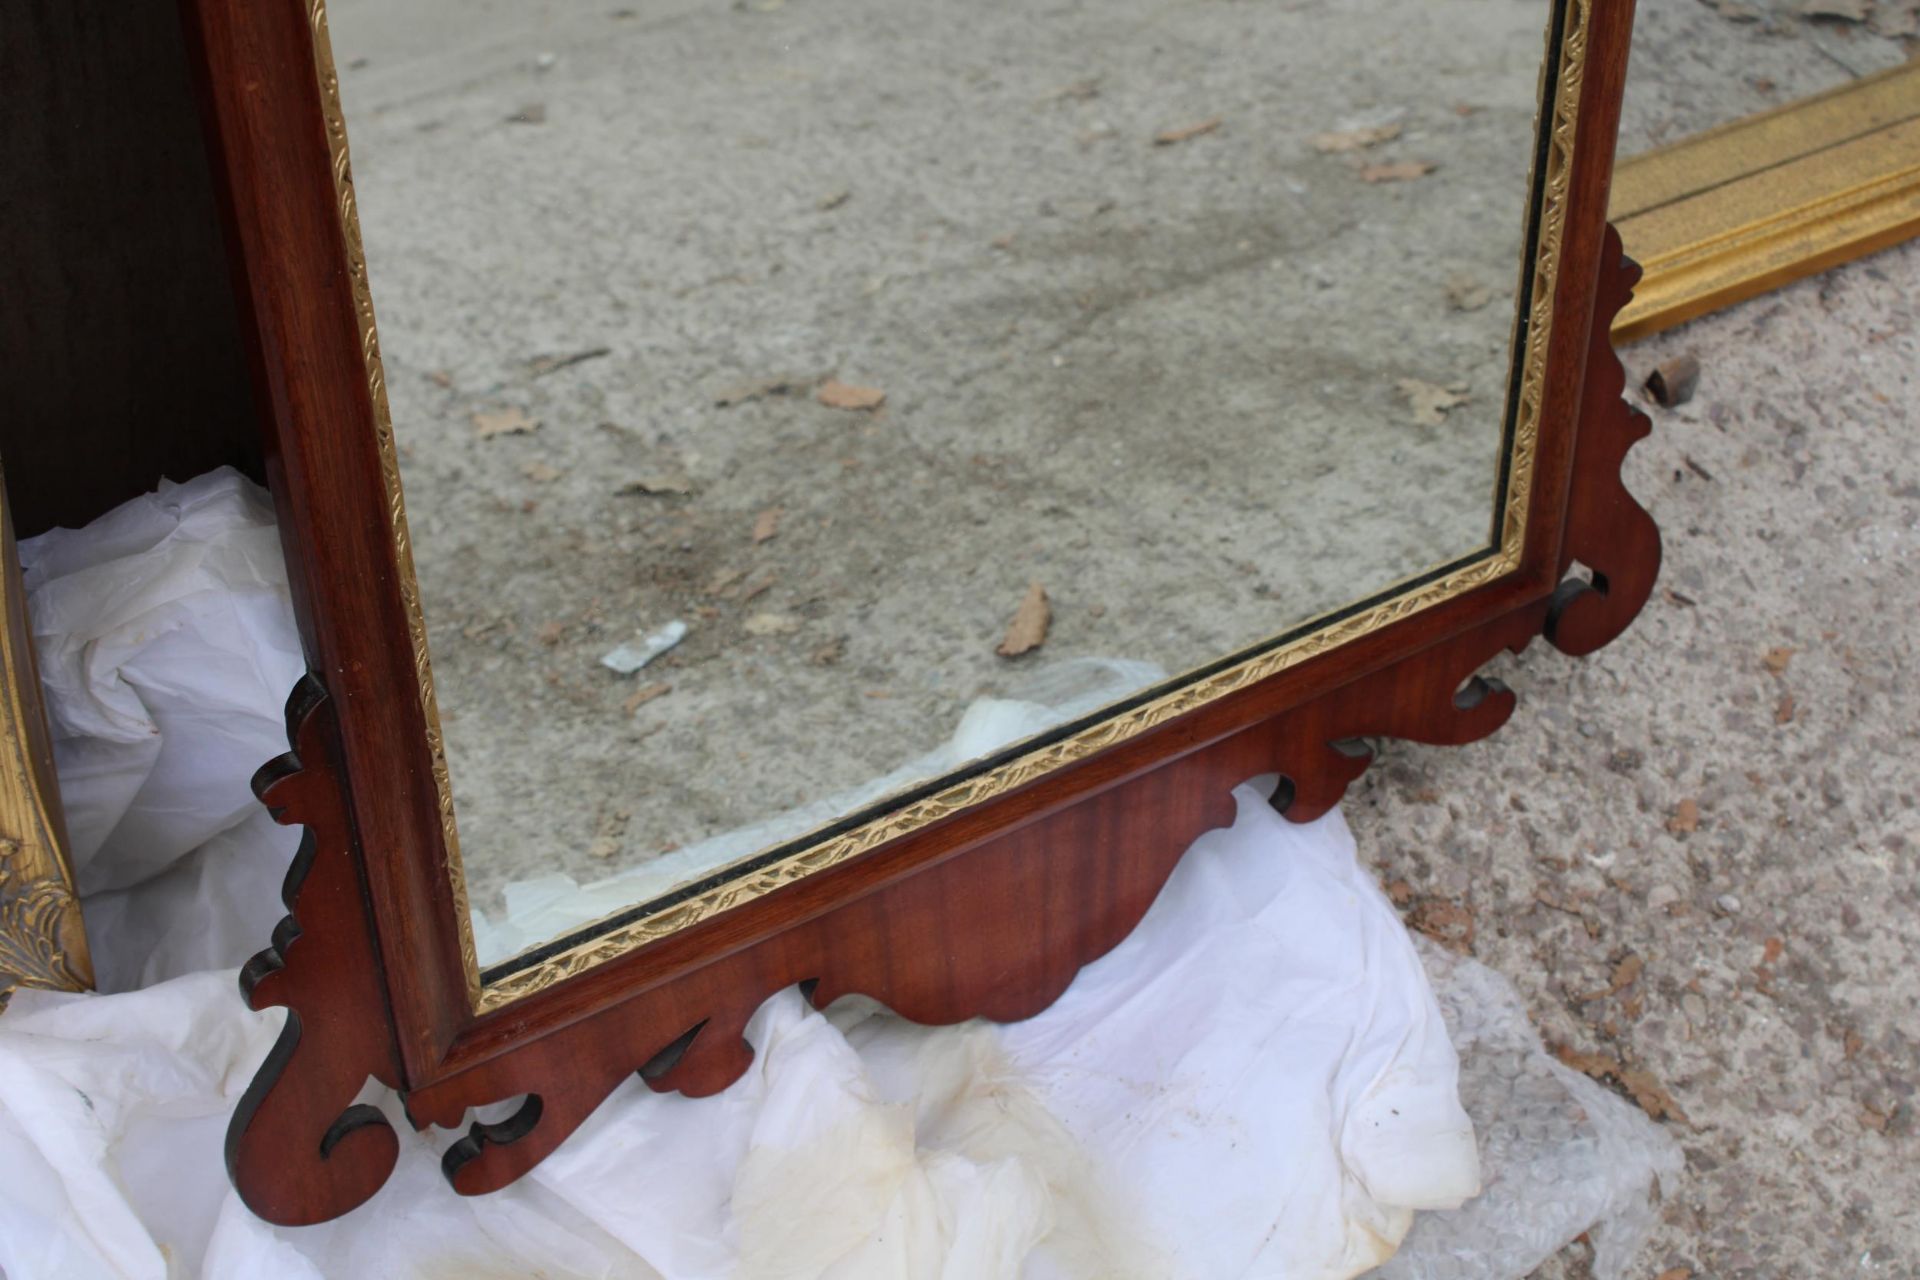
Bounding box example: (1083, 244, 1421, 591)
(325, 0, 1556, 968)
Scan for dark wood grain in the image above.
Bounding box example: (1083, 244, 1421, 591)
(408, 602, 1552, 1197)
(1548, 226, 1664, 657)
(228, 678, 405, 1227)
(181, 0, 1655, 1220)
(0, 0, 261, 537)
(179, 0, 476, 1079)
(1521, 0, 1643, 597)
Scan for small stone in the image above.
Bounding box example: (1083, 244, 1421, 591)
(743, 612, 802, 637)
(1796, 0, 1870, 22)
(1445, 273, 1493, 312)
(1645, 355, 1702, 407)
(600, 620, 688, 675)
(1714, 893, 1743, 916)
(1608, 748, 1645, 774)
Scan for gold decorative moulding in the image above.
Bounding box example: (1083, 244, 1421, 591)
(1613, 61, 1920, 343)
(0, 475, 92, 1007)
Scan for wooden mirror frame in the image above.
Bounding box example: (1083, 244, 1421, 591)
(181, 0, 1657, 1225)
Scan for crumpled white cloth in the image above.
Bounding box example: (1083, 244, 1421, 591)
(18, 468, 303, 992)
(0, 471, 1678, 1279)
(1, 795, 1478, 1280)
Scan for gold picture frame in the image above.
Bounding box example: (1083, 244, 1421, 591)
(0, 467, 92, 1007)
(1612, 60, 1920, 342)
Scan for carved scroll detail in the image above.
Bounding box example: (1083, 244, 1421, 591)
(0, 868, 90, 1002)
(1279, 587, 1568, 823)
(226, 678, 404, 1226)
(1548, 228, 1663, 657)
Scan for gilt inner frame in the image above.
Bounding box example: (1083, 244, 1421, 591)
(303, 0, 1597, 1013)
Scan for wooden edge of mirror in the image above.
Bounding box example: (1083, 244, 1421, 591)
(179, 0, 1656, 1227)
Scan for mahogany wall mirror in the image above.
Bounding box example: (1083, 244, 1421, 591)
(178, 0, 1660, 1224)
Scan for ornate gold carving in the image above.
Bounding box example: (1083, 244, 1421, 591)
(1500, 0, 1589, 558)
(0, 867, 91, 1002)
(0, 472, 92, 1005)
(299, 0, 1595, 1012)
(305, 0, 482, 1002)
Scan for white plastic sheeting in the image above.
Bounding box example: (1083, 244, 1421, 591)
(17, 470, 303, 991)
(0, 472, 1680, 1279)
(1381, 941, 1686, 1280)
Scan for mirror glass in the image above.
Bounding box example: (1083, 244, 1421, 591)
(326, 0, 1562, 969)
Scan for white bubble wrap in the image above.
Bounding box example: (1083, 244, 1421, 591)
(1373, 938, 1686, 1280)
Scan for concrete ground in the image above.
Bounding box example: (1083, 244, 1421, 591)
(1342, 5, 1918, 1277)
(329, 0, 1919, 1273)
(1352, 233, 1918, 1279)
(1349, 36, 1919, 1278)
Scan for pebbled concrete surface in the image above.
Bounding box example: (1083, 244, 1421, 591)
(1346, 4, 1918, 1275)
(1350, 215, 1920, 1279)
